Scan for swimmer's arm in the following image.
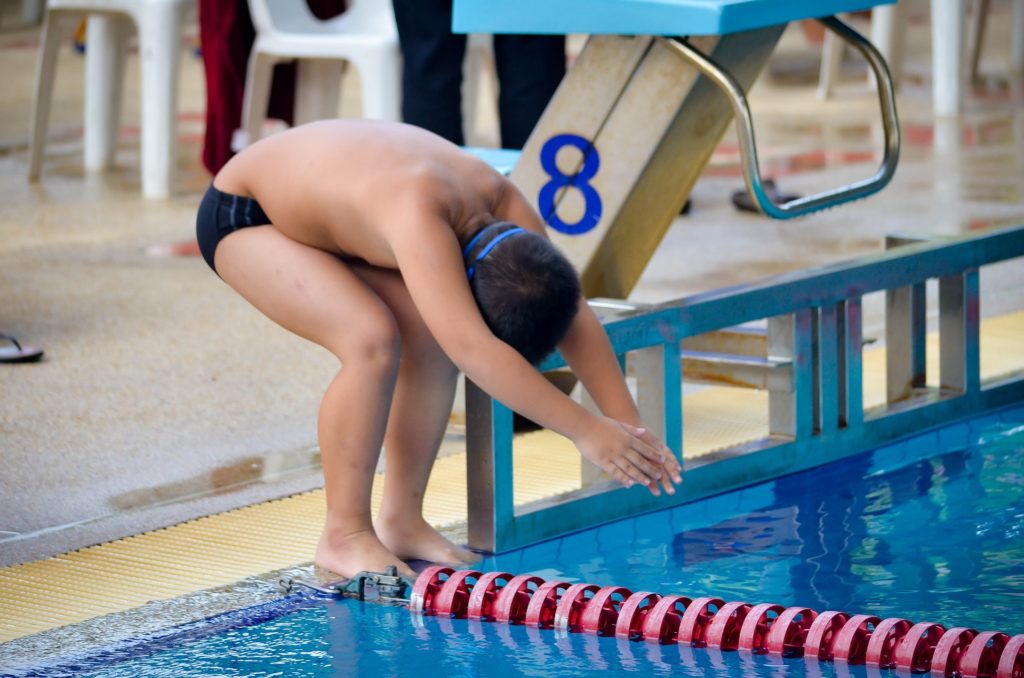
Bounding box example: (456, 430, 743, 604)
(389, 213, 668, 493)
(492, 183, 682, 487)
(558, 300, 682, 487)
(492, 182, 643, 423)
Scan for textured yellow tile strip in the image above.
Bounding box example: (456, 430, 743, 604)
(1, 312, 1021, 643)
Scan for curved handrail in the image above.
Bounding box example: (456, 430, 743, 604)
(664, 16, 901, 219)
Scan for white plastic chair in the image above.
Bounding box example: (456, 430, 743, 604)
(818, 0, 1024, 118)
(236, 0, 401, 150)
(28, 0, 193, 199)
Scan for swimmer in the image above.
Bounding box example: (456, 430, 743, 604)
(196, 120, 682, 579)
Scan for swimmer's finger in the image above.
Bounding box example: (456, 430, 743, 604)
(605, 462, 634, 489)
(614, 457, 660, 496)
(626, 431, 665, 466)
(624, 450, 664, 494)
(613, 457, 648, 488)
(658, 470, 677, 495)
(621, 424, 670, 461)
(662, 454, 683, 484)
(624, 424, 683, 484)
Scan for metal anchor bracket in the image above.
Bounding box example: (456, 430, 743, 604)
(280, 566, 415, 604)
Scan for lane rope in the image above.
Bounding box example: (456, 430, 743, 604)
(409, 567, 1024, 677)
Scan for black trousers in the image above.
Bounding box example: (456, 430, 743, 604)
(392, 0, 565, 149)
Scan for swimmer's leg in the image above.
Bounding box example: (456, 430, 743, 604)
(350, 264, 478, 567)
(214, 225, 413, 579)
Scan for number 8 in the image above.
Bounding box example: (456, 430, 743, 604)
(537, 134, 603, 236)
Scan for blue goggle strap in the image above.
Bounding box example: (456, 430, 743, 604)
(466, 227, 525, 281)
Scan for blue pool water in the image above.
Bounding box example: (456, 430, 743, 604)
(21, 409, 1024, 677)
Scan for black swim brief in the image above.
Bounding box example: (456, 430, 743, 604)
(195, 184, 271, 272)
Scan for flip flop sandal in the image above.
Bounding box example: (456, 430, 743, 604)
(0, 334, 44, 363)
(730, 178, 801, 214)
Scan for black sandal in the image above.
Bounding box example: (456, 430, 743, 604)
(0, 333, 44, 363)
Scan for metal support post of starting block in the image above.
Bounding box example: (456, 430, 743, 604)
(768, 310, 814, 440)
(939, 268, 981, 395)
(511, 29, 784, 299)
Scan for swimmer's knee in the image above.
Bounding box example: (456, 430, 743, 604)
(335, 314, 401, 374)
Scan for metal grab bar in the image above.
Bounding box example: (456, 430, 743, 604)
(664, 16, 901, 219)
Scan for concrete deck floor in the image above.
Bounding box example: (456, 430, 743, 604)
(2, 2, 1023, 568)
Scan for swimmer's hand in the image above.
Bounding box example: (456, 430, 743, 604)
(574, 417, 682, 496)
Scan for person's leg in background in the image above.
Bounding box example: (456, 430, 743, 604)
(197, 0, 346, 175)
(492, 34, 565, 149)
(392, 0, 467, 145)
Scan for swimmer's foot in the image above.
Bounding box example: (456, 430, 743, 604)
(376, 516, 479, 568)
(315, 527, 415, 580)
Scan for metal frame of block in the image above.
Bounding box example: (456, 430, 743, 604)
(465, 226, 1024, 553)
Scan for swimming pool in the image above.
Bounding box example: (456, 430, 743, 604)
(12, 405, 1024, 677)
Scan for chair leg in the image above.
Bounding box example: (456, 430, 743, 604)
(817, 29, 842, 100)
(29, 11, 76, 181)
(967, 0, 990, 83)
(931, 0, 965, 118)
(1011, 0, 1024, 73)
(134, 1, 184, 199)
(84, 13, 127, 172)
(352, 48, 402, 122)
(295, 58, 343, 125)
(239, 49, 279, 149)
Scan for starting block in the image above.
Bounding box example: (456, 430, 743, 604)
(455, 0, 900, 299)
(454, 0, 907, 552)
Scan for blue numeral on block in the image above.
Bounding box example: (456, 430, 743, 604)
(537, 134, 603, 236)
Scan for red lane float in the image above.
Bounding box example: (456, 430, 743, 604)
(524, 580, 569, 629)
(640, 595, 690, 644)
(433, 569, 481, 618)
(864, 618, 912, 668)
(580, 586, 632, 635)
(996, 634, 1024, 678)
(677, 597, 724, 647)
(494, 574, 544, 624)
(705, 601, 751, 651)
(409, 565, 453, 615)
(411, 569, 1022, 674)
(738, 603, 784, 654)
(613, 592, 661, 640)
(466, 571, 512, 621)
(893, 622, 945, 672)
(804, 611, 849, 661)
(960, 632, 1009, 678)
(554, 583, 600, 632)
(766, 607, 817, 657)
(932, 627, 979, 675)
(832, 614, 880, 665)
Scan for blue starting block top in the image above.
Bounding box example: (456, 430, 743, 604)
(453, 0, 894, 37)
(464, 147, 522, 175)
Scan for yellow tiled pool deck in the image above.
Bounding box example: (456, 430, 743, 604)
(2, 310, 1022, 643)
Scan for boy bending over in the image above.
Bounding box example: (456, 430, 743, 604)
(196, 120, 682, 578)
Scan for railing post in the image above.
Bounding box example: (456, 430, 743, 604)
(939, 268, 981, 394)
(768, 310, 814, 439)
(885, 237, 928, 402)
(465, 379, 515, 553)
(842, 297, 864, 428)
(818, 304, 841, 434)
(635, 342, 682, 454)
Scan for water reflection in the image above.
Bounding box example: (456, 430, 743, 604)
(56, 418, 1024, 678)
(489, 417, 1024, 632)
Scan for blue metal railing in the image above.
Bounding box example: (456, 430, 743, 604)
(466, 225, 1024, 552)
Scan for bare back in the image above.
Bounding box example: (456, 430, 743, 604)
(213, 120, 507, 268)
